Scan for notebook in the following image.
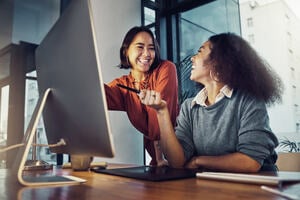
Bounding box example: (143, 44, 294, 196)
(92, 165, 197, 181)
(196, 171, 300, 186)
(261, 183, 300, 200)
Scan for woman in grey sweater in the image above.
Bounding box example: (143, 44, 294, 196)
(139, 33, 283, 172)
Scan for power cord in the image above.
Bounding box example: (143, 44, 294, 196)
(33, 138, 66, 147)
(0, 143, 24, 153)
(0, 138, 66, 153)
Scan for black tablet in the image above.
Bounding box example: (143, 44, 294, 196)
(92, 166, 197, 181)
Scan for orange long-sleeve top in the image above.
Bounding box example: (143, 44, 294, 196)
(104, 60, 179, 165)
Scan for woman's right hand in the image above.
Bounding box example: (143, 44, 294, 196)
(139, 90, 167, 111)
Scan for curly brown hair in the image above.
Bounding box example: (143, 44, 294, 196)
(207, 33, 283, 105)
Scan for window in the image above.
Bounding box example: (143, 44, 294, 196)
(285, 13, 290, 20)
(290, 67, 295, 80)
(0, 46, 11, 167)
(141, 0, 241, 164)
(25, 71, 57, 165)
(144, 7, 155, 26)
(248, 34, 255, 44)
(247, 17, 253, 27)
(287, 31, 292, 45)
(294, 103, 299, 118)
(0, 85, 9, 146)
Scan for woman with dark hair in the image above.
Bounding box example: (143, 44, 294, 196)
(139, 33, 283, 172)
(105, 26, 179, 166)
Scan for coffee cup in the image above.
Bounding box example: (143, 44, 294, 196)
(70, 155, 93, 171)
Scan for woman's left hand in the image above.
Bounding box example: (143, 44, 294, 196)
(184, 157, 199, 169)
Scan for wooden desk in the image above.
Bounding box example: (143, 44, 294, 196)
(0, 164, 297, 200)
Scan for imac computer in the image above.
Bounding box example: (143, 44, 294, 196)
(13, 0, 115, 186)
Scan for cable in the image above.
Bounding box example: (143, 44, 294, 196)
(32, 138, 66, 148)
(0, 138, 66, 153)
(0, 143, 24, 153)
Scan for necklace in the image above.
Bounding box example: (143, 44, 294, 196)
(132, 74, 150, 90)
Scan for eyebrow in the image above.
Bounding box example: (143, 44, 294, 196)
(198, 46, 204, 52)
(134, 42, 154, 47)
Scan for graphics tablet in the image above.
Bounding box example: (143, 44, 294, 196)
(92, 166, 197, 181)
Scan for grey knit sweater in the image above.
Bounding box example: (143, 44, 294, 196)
(175, 90, 278, 171)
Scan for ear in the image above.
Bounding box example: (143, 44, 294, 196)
(209, 70, 220, 82)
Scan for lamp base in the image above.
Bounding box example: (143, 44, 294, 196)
(23, 160, 53, 171)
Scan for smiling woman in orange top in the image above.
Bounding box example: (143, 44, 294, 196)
(104, 26, 179, 166)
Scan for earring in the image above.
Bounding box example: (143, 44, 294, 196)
(209, 70, 214, 80)
(210, 70, 220, 82)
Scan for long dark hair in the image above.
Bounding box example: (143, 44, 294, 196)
(208, 32, 283, 105)
(119, 26, 161, 71)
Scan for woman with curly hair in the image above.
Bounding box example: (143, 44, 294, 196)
(139, 32, 283, 172)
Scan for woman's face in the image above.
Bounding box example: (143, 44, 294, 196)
(190, 40, 212, 83)
(126, 31, 155, 73)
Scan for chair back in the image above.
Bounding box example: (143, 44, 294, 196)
(276, 152, 300, 171)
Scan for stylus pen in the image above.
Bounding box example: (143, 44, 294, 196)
(117, 84, 140, 94)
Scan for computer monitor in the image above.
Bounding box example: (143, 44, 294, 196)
(13, 0, 115, 186)
(35, 0, 115, 158)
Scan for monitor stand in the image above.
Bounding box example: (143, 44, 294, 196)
(23, 128, 53, 171)
(12, 88, 86, 186)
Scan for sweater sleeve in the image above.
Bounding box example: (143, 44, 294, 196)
(237, 96, 279, 166)
(105, 79, 126, 111)
(174, 99, 195, 161)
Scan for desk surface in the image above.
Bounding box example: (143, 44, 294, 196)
(0, 164, 298, 200)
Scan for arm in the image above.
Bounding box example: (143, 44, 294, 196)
(141, 90, 274, 172)
(142, 61, 179, 164)
(154, 61, 179, 126)
(104, 80, 126, 111)
(185, 94, 277, 173)
(147, 95, 261, 171)
(139, 90, 185, 168)
(119, 61, 178, 141)
(186, 152, 261, 173)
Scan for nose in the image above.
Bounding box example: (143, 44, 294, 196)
(191, 56, 194, 62)
(143, 48, 150, 56)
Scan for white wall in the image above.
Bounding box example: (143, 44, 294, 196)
(90, 0, 144, 164)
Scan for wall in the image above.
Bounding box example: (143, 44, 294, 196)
(0, 0, 13, 49)
(90, 0, 144, 164)
(12, 0, 60, 45)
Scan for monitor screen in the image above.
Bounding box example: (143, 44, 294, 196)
(35, 0, 115, 158)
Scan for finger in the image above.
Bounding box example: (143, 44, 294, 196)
(151, 90, 156, 98)
(138, 90, 146, 101)
(140, 90, 151, 104)
(149, 90, 158, 104)
(155, 92, 161, 101)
